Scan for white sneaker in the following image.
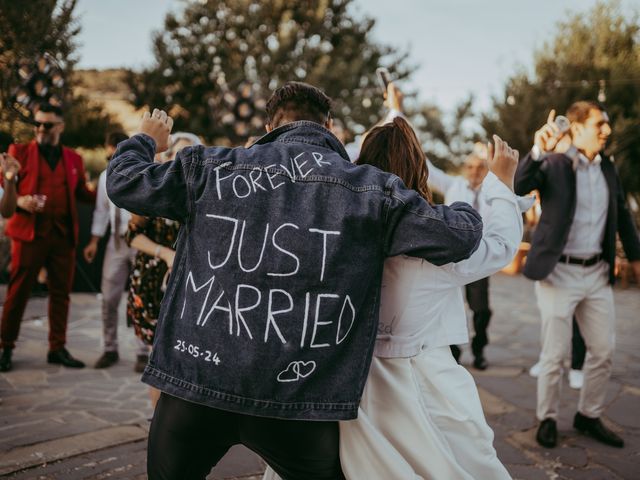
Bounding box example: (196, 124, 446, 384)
(569, 369, 584, 390)
(529, 361, 541, 377)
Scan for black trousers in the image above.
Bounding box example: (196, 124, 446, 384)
(465, 277, 492, 356)
(148, 393, 346, 480)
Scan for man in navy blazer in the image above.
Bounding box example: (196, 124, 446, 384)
(515, 101, 640, 449)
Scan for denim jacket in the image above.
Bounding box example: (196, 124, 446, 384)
(107, 121, 482, 420)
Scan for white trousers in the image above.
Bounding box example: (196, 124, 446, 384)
(101, 235, 148, 355)
(535, 261, 615, 420)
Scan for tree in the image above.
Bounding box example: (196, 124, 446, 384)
(482, 0, 640, 197)
(0, 0, 121, 146)
(409, 95, 484, 173)
(127, 0, 414, 144)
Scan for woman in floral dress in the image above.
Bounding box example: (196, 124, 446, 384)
(125, 132, 201, 407)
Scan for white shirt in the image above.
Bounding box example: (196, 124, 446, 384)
(562, 152, 608, 257)
(374, 172, 530, 357)
(427, 160, 490, 219)
(90, 169, 132, 238)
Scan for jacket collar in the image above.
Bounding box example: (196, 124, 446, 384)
(251, 121, 350, 162)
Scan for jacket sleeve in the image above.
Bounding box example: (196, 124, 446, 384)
(384, 176, 483, 265)
(439, 172, 525, 284)
(106, 134, 190, 222)
(615, 173, 640, 262)
(514, 151, 545, 196)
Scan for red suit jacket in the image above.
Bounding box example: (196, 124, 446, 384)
(4, 140, 96, 245)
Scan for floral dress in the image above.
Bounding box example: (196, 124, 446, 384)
(125, 216, 181, 346)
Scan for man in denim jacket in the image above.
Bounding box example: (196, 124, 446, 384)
(107, 82, 482, 480)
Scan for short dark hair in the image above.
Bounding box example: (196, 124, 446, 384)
(265, 81, 332, 128)
(38, 102, 64, 118)
(106, 131, 129, 147)
(566, 101, 604, 124)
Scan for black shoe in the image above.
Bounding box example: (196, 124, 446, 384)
(47, 348, 85, 368)
(134, 354, 149, 373)
(573, 412, 624, 448)
(473, 355, 488, 370)
(94, 351, 119, 369)
(0, 348, 13, 372)
(536, 418, 557, 448)
(450, 345, 461, 363)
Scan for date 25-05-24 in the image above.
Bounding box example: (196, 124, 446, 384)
(174, 339, 221, 365)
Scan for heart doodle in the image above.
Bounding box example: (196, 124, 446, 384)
(277, 360, 317, 382)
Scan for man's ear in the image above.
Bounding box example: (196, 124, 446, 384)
(265, 123, 273, 133)
(325, 118, 334, 130)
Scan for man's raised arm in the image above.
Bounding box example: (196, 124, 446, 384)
(106, 109, 190, 222)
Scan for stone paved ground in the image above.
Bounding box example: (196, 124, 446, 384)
(0, 273, 638, 479)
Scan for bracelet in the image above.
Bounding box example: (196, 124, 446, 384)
(154, 245, 162, 259)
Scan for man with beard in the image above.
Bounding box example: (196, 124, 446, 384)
(0, 104, 95, 372)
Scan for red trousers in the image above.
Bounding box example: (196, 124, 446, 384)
(0, 233, 75, 351)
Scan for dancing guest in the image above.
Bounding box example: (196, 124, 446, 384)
(107, 81, 483, 480)
(265, 117, 525, 480)
(516, 104, 640, 449)
(0, 104, 95, 372)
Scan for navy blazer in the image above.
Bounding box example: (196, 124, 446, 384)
(515, 150, 640, 284)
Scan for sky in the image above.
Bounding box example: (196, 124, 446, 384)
(75, 0, 639, 115)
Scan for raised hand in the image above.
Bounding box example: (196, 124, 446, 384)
(139, 108, 174, 153)
(533, 110, 563, 153)
(0, 153, 20, 181)
(487, 134, 519, 192)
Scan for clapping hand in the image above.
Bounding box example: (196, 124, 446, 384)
(0, 153, 20, 181)
(487, 135, 519, 192)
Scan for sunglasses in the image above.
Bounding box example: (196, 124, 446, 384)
(34, 121, 61, 130)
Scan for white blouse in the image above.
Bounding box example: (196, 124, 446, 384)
(374, 172, 530, 358)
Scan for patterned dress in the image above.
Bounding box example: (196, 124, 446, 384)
(125, 216, 180, 345)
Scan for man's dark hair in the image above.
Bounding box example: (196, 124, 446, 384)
(106, 131, 129, 147)
(566, 101, 604, 124)
(38, 103, 64, 118)
(266, 81, 332, 128)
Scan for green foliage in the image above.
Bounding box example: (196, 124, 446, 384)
(482, 0, 640, 195)
(0, 0, 121, 148)
(128, 0, 415, 144)
(408, 95, 483, 172)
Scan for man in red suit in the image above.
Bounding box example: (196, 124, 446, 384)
(0, 104, 95, 371)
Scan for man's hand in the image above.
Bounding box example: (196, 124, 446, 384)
(534, 110, 564, 153)
(16, 195, 39, 213)
(83, 237, 99, 263)
(139, 108, 174, 153)
(487, 134, 519, 192)
(0, 153, 20, 181)
(384, 82, 404, 112)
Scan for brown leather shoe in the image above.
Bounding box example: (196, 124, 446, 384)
(94, 351, 119, 369)
(134, 354, 149, 373)
(574, 412, 624, 448)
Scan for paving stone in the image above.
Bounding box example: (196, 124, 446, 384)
(505, 463, 552, 480)
(494, 437, 535, 465)
(605, 392, 640, 429)
(557, 466, 621, 480)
